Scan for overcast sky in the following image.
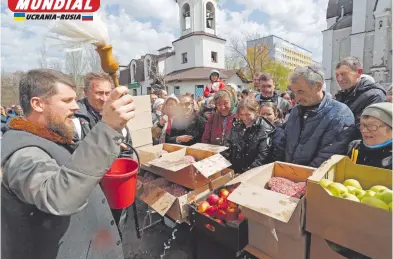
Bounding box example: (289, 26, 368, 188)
(1, 0, 329, 72)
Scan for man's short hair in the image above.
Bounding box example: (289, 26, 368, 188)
(83, 72, 114, 91)
(289, 65, 325, 88)
(258, 73, 274, 83)
(336, 56, 363, 71)
(19, 69, 76, 116)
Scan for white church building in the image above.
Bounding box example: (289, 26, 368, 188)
(119, 0, 250, 98)
(322, 0, 392, 94)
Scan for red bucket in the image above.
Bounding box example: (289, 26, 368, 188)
(101, 158, 139, 209)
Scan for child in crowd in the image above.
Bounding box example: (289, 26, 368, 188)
(204, 69, 226, 97)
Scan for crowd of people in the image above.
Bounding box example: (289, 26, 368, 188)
(0, 56, 392, 259)
(150, 56, 392, 172)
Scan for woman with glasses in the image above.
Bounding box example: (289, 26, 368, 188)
(202, 87, 238, 145)
(348, 102, 392, 169)
(166, 93, 206, 146)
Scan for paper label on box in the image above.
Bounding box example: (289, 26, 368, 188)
(228, 182, 299, 223)
(190, 143, 228, 153)
(192, 153, 232, 178)
(140, 181, 177, 216)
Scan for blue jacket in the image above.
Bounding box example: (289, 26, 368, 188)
(275, 93, 356, 168)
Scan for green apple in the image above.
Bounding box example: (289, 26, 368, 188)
(326, 183, 348, 197)
(351, 189, 365, 196)
(389, 202, 392, 211)
(370, 185, 388, 193)
(361, 197, 390, 211)
(342, 193, 360, 202)
(357, 190, 375, 200)
(346, 186, 357, 194)
(319, 179, 333, 189)
(343, 179, 363, 190)
(374, 189, 393, 205)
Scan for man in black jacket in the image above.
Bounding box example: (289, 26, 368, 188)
(335, 56, 386, 138)
(73, 72, 133, 229)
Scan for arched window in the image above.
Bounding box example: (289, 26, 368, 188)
(206, 2, 215, 30)
(182, 3, 191, 30)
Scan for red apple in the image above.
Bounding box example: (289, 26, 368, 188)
(207, 194, 220, 206)
(226, 206, 238, 221)
(214, 218, 224, 224)
(197, 201, 210, 213)
(227, 201, 238, 209)
(219, 189, 230, 199)
(237, 211, 245, 221)
(217, 200, 228, 211)
(205, 206, 218, 216)
(216, 210, 227, 220)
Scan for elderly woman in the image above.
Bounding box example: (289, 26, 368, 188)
(348, 102, 392, 169)
(224, 97, 275, 174)
(152, 95, 179, 144)
(202, 87, 238, 145)
(151, 98, 165, 124)
(166, 94, 206, 146)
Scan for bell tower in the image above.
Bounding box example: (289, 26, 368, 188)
(177, 0, 217, 36)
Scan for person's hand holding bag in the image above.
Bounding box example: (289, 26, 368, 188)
(102, 86, 136, 132)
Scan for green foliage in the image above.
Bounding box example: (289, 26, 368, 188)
(262, 60, 292, 91)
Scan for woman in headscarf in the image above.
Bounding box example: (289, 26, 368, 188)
(202, 87, 238, 145)
(151, 98, 165, 124)
(166, 93, 206, 146)
(151, 95, 179, 144)
(347, 102, 392, 169)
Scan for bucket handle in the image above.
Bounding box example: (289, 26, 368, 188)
(119, 143, 140, 176)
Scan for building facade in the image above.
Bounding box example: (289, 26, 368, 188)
(119, 0, 249, 98)
(323, 0, 392, 94)
(247, 35, 313, 71)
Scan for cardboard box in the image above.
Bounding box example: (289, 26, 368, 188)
(227, 162, 315, 259)
(136, 169, 161, 198)
(130, 128, 153, 148)
(306, 155, 392, 259)
(146, 147, 232, 189)
(189, 143, 228, 153)
(309, 234, 347, 259)
(242, 245, 273, 259)
(138, 143, 186, 164)
(140, 169, 234, 223)
(127, 110, 153, 131)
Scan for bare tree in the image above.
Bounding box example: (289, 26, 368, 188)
(228, 32, 271, 78)
(1, 71, 24, 106)
(38, 43, 48, 68)
(64, 50, 87, 83)
(49, 59, 63, 71)
(84, 45, 103, 73)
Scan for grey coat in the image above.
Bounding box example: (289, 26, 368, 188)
(1, 121, 125, 259)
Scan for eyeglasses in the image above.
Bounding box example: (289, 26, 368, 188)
(357, 123, 388, 132)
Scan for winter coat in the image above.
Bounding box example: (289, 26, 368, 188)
(347, 140, 392, 170)
(202, 111, 238, 145)
(224, 117, 275, 173)
(256, 91, 291, 116)
(1, 114, 9, 134)
(272, 122, 285, 151)
(204, 80, 226, 97)
(1, 118, 124, 259)
(275, 93, 356, 168)
(166, 113, 206, 146)
(335, 77, 386, 138)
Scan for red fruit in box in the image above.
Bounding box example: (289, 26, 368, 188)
(207, 194, 220, 205)
(197, 201, 210, 213)
(237, 211, 245, 221)
(214, 218, 224, 224)
(217, 200, 228, 211)
(216, 210, 227, 220)
(205, 206, 218, 216)
(226, 206, 238, 221)
(227, 201, 238, 209)
(219, 189, 230, 199)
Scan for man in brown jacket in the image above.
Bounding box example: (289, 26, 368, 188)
(1, 69, 135, 259)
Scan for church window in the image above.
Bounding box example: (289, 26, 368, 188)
(206, 2, 215, 30)
(211, 52, 217, 63)
(182, 53, 188, 64)
(182, 4, 191, 30)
